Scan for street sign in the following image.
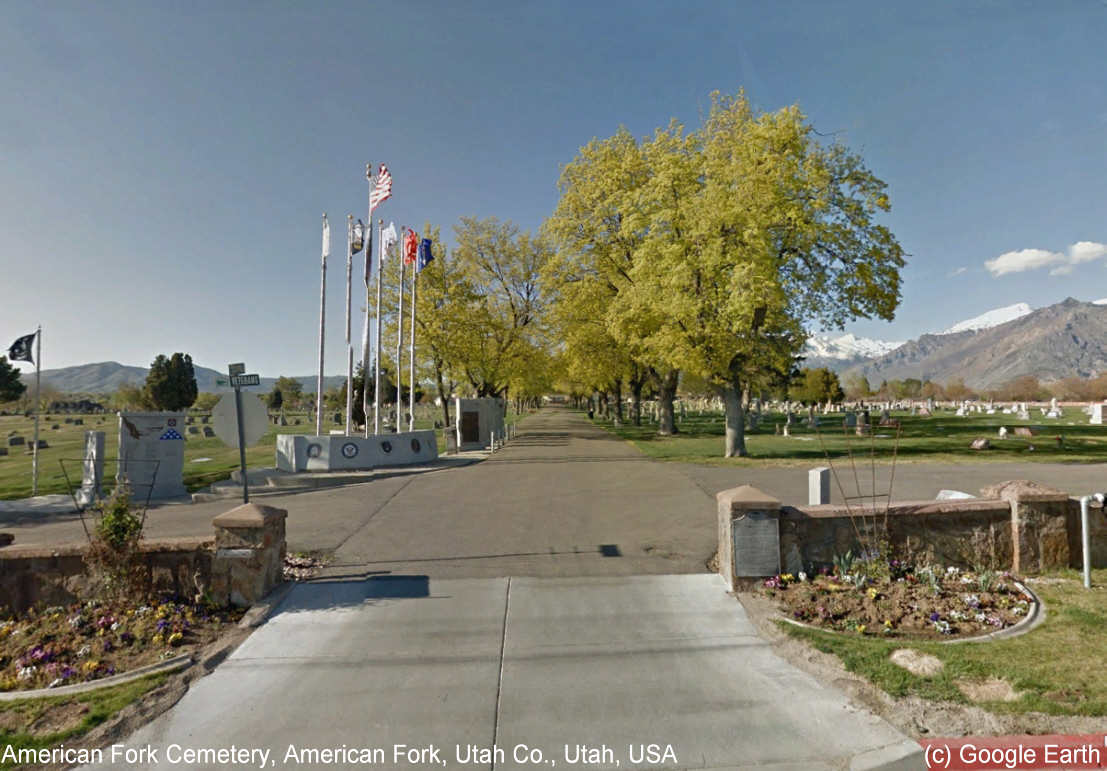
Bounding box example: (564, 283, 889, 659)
(229, 373, 260, 387)
(212, 392, 268, 449)
(215, 377, 229, 387)
(228, 362, 246, 376)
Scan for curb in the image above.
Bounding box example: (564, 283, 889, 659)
(776, 582, 1043, 644)
(850, 739, 927, 771)
(0, 654, 192, 702)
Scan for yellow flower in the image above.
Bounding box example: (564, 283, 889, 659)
(168, 631, 184, 646)
(83, 660, 99, 672)
(884, 619, 893, 628)
(856, 625, 866, 634)
(781, 574, 794, 582)
(867, 588, 879, 600)
(152, 634, 164, 645)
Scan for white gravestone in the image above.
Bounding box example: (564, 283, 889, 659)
(1091, 404, 1105, 425)
(117, 412, 187, 499)
(76, 430, 105, 508)
(808, 467, 830, 506)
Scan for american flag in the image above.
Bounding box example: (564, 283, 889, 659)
(369, 164, 392, 211)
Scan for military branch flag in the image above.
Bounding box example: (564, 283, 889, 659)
(417, 238, 434, 273)
(370, 164, 393, 212)
(8, 332, 36, 364)
(381, 223, 398, 261)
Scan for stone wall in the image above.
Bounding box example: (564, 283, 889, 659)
(0, 538, 212, 614)
(720, 480, 1107, 588)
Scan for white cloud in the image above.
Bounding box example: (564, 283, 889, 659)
(984, 241, 1107, 277)
(947, 266, 967, 277)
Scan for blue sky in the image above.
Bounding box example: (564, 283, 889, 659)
(2, 1, 1105, 376)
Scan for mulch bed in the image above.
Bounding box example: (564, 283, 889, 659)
(0, 598, 243, 693)
(762, 564, 1033, 639)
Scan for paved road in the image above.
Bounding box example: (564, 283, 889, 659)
(83, 574, 920, 771)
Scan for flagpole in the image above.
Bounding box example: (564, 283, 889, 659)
(363, 164, 375, 439)
(409, 241, 417, 432)
(396, 234, 405, 432)
(315, 214, 328, 437)
(32, 326, 41, 496)
(345, 215, 353, 436)
(373, 219, 384, 436)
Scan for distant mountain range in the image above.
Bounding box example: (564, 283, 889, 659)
(25, 362, 345, 395)
(839, 298, 1107, 389)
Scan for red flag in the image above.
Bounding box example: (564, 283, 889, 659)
(403, 228, 418, 265)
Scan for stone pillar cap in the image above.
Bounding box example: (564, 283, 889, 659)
(716, 484, 781, 508)
(213, 502, 288, 528)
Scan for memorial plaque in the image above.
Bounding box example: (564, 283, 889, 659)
(732, 510, 781, 577)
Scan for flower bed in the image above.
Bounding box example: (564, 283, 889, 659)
(761, 562, 1033, 639)
(0, 597, 243, 692)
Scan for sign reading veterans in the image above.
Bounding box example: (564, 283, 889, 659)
(229, 374, 260, 387)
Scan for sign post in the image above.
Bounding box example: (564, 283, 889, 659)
(227, 364, 260, 503)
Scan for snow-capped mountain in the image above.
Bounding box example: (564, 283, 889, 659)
(939, 302, 1034, 335)
(805, 333, 904, 361)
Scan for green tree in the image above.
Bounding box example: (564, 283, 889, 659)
(842, 373, 872, 401)
(544, 126, 673, 431)
(0, 356, 27, 403)
(268, 387, 284, 410)
(110, 383, 154, 411)
(449, 217, 550, 398)
(273, 377, 304, 408)
(143, 353, 198, 411)
(193, 392, 221, 411)
(789, 368, 844, 405)
(610, 92, 903, 456)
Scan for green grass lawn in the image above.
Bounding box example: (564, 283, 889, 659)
(592, 408, 1107, 466)
(777, 569, 1107, 715)
(0, 674, 165, 769)
(0, 408, 453, 501)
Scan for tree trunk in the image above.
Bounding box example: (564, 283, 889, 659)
(722, 383, 748, 457)
(629, 366, 645, 426)
(655, 369, 679, 435)
(435, 363, 451, 428)
(612, 380, 623, 425)
(598, 390, 609, 419)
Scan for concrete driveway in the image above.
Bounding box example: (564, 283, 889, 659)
(82, 574, 921, 770)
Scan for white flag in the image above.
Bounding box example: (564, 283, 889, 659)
(321, 214, 331, 258)
(380, 222, 398, 260)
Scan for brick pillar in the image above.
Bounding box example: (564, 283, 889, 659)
(717, 485, 782, 591)
(211, 503, 287, 607)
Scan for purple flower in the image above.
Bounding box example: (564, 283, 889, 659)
(929, 612, 940, 622)
(155, 619, 170, 632)
(61, 665, 76, 679)
(102, 640, 114, 653)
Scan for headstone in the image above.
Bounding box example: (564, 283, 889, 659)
(50, 424, 59, 430)
(186, 416, 194, 424)
(1050, 397, 1058, 412)
(8, 436, 23, 447)
(334, 412, 342, 424)
(970, 438, 990, 450)
(1092, 403, 1105, 425)
(782, 424, 790, 437)
(203, 426, 216, 437)
(76, 431, 105, 508)
(1014, 427, 1035, 438)
(294, 418, 301, 425)
(808, 467, 830, 506)
(63, 417, 73, 424)
(774, 423, 781, 435)
(201, 416, 210, 424)
(187, 426, 199, 435)
(1017, 408, 1030, 421)
(278, 415, 288, 426)
(998, 426, 1008, 438)
(843, 412, 857, 428)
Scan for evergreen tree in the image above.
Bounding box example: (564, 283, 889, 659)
(268, 387, 284, 410)
(0, 356, 26, 403)
(144, 353, 198, 411)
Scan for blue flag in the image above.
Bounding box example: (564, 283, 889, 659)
(416, 239, 434, 273)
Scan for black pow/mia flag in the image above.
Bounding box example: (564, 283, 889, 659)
(7, 332, 36, 364)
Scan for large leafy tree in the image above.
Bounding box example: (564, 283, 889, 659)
(0, 356, 26, 403)
(449, 217, 550, 398)
(144, 353, 198, 412)
(545, 127, 672, 431)
(550, 91, 904, 457)
(789, 367, 844, 405)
